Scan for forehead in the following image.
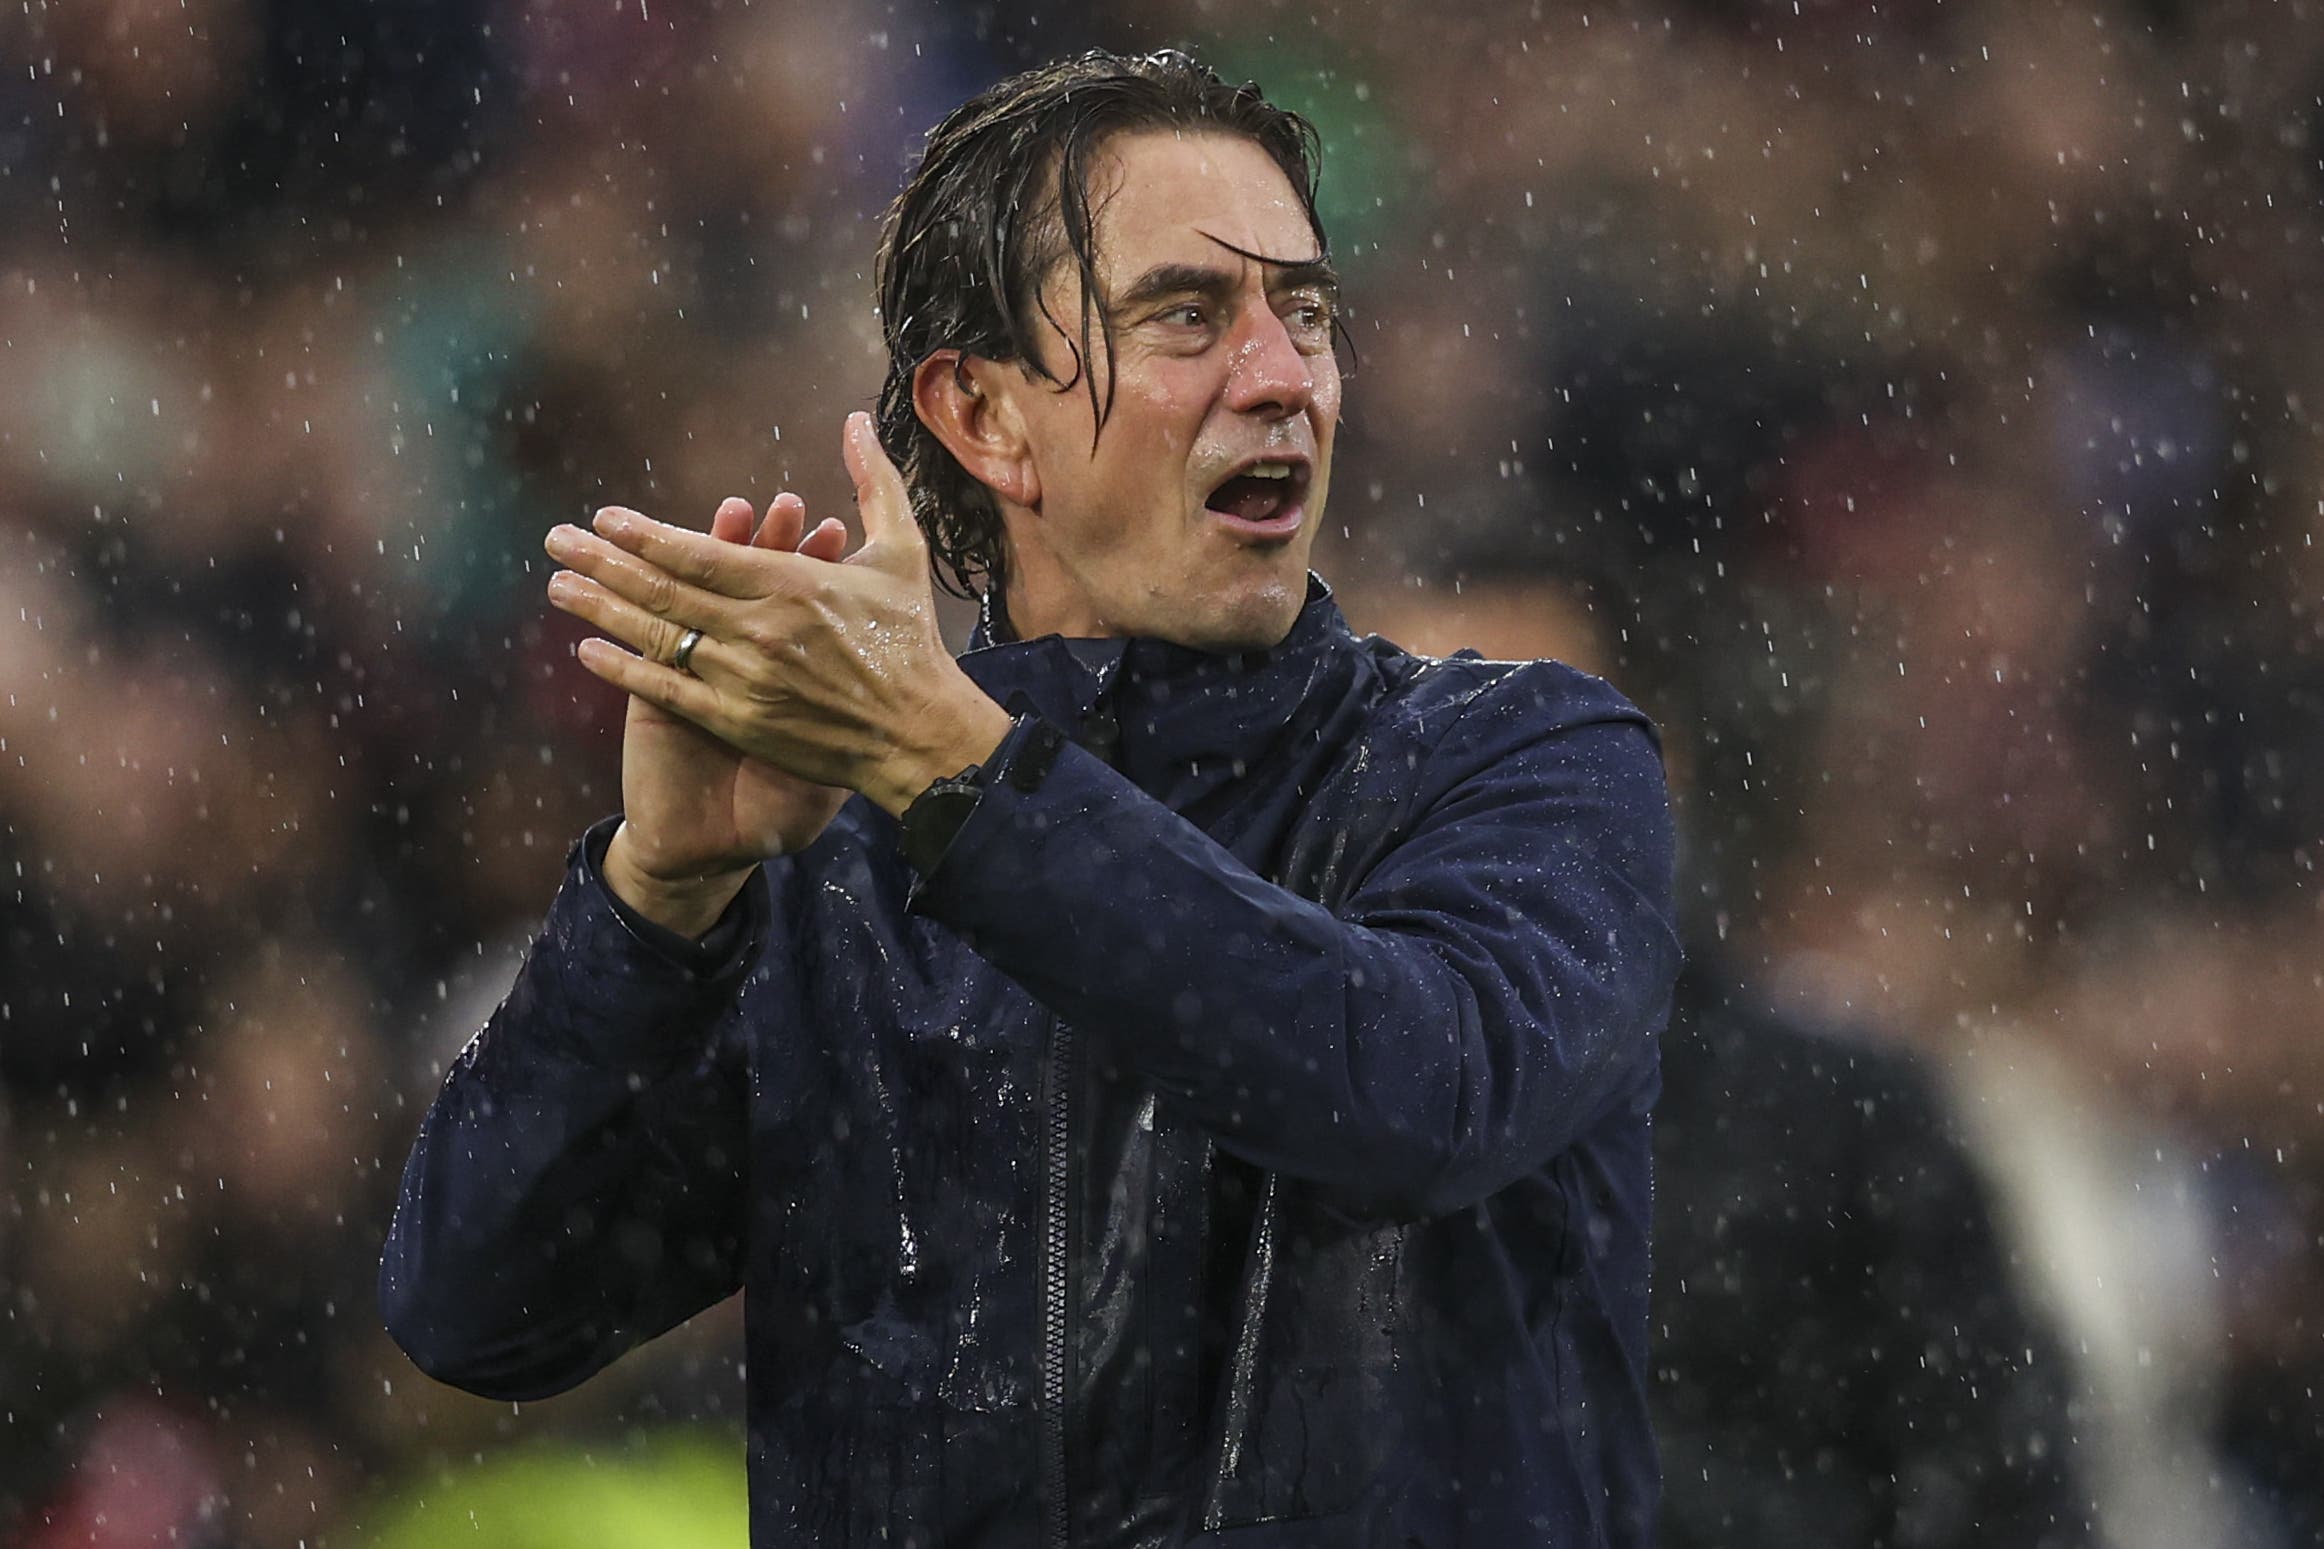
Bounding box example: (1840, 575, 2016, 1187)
(1081, 130, 1319, 280)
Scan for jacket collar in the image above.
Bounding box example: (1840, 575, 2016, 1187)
(955, 575, 1375, 811)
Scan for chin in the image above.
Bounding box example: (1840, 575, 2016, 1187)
(1167, 571, 1307, 653)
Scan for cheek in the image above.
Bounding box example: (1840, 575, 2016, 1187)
(1110, 384, 1209, 524)
(1128, 349, 1222, 421)
(1311, 359, 1345, 424)
(1146, 385, 1210, 455)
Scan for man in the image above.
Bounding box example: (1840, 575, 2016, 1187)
(381, 50, 1679, 1548)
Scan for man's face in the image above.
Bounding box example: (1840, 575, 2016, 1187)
(995, 130, 1341, 651)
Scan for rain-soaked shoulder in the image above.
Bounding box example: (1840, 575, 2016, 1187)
(1357, 633, 1650, 746)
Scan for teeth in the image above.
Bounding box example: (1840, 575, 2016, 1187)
(1242, 463, 1294, 479)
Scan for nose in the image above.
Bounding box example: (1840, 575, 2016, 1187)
(1221, 304, 1315, 419)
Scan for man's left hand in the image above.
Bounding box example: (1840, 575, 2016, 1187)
(544, 411, 1014, 817)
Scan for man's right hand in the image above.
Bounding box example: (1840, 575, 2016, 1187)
(592, 494, 851, 938)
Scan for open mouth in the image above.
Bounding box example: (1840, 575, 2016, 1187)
(1203, 459, 1311, 538)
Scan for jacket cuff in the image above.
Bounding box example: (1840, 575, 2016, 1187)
(903, 734, 1110, 935)
(508, 817, 762, 1072)
(902, 713, 1070, 898)
(578, 817, 758, 974)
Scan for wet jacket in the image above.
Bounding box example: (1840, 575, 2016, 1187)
(380, 581, 1680, 1548)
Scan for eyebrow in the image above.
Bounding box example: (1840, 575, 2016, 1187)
(1107, 252, 1342, 315)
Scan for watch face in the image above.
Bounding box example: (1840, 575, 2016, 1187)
(903, 780, 983, 875)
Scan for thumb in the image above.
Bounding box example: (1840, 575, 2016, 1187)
(841, 411, 924, 564)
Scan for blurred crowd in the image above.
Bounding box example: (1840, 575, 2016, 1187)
(3, 0, 2321, 1544)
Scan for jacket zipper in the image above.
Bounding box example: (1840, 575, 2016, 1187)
(1041, 698, 1114, 1548)
(1038, 1014, 1074, 1548)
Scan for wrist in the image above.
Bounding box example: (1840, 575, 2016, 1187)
(865, 679, 1014, 818)
(602, 823, 756, 938)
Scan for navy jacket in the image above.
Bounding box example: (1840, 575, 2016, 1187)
(381, 581, 1680, 1548)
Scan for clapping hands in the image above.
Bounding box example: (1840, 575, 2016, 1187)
(544, 413, 1011, 933)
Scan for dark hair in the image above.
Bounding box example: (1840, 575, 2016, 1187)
(873, 49, 1327, 598)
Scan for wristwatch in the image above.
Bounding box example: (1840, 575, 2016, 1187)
(897, 711, 1068, 875)
(899, 766, 987, 875)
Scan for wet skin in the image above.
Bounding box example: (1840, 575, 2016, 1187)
(540, 129, 1341, 932)
(923, 129, 1342, 652)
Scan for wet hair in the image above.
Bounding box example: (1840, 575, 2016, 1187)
(873, 48, 1328, 598)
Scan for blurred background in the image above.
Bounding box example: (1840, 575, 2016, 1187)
(3, 0, 2321, 1544)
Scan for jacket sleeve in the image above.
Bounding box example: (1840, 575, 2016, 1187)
(378, 819, 761, 1400)
(910, 670, 1680, 1221)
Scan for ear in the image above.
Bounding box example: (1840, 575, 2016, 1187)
(912, 350, 1042, 512)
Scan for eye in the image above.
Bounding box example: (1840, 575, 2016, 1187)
(1282, 294, 1338, 345)
(1156, 302, 1211, 329)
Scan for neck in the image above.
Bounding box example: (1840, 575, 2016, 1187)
(998, 544, 1116, 642)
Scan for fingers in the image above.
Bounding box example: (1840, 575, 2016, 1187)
(572, 635, 728, 730)
(710, 496, 755, 545)
(547, 493, 849, 668)
(576, 411, 906, 615)
(590, 505, 774, 597)
(757, 495, 849, 562)
(546, 567, 735, 675)
(755, 492, 807, 552)
(798, 516, 849, 561)
(545, 521, 741, 637)
(841, 411, 924, 563)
